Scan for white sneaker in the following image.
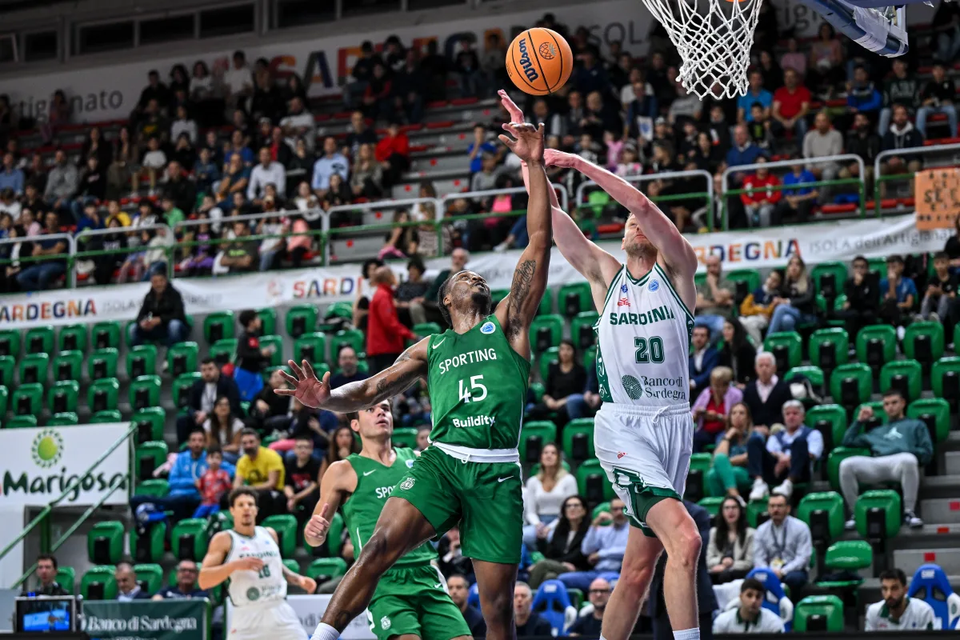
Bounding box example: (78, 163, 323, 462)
(749, 479, 769, 502)
(772, 478, 793, 498)
(904, 510, 923, 528)
(930, 312, 940, 323)
(897, 325, 906, 341)
(844, 518, 856, 531)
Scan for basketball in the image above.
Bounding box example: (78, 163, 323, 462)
(505, 28, 573, 96)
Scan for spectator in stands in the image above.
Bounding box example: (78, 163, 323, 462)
(447, 575, 486, 637)
(528, 340, 587, 428)
(14, 210, 66, 291)
(0, 152, 24, 195)
(707, 404, 755, 499)
(318, 425, 361, 484)
(203, 396, 245, 464)
(129, 270, 188, 350)
(193, 445, 233, 516)
(375, 121, 410, 189)
(311, 137, 349, 199)
(161, 160, 196, 216)
(438, 525, 473, 581)
(279, 97, 316, 153)
(130, 429, 218, 521)
(390, 51, 426, 125)
(135, 70, 170, 118)
(568, 577, 610, 636)
(920, 251, 957, 323)
(107, 127, 139, 200)
(835, 255, 880, 338)
(865, 568, 936, 631)
(329, 345, 367, 390)
(707, 496, 755, 584)
(523, 443, 579, 544)
(467, 124, 498, 175)
(141, 136, 167, 197)
(695, 255, 734, 339)
(22, 554, 68, 596)
(234, 428, 285, 518)
(879, 59, 919, 135)
(713, 578, 785, 633)
(528, 495, 591, 588)
(803, 112, 843, 187)
(753, 492, 811, 592)
(918, 62, 959, 140)
(233, 309, 275, 401)
(366, 265, 416, 373)
(692, 366, 743, 453)
(425, 247, 468, 315)
(223, 50, 253, 112)
(395, 256, 430, 327)
(171, 105, 198, 145)
(345, 42, 381, 108)
(689, 325, 719, 394)
(767, 255, 816, 334)
(748, 400, 823, 500)
(879, 254, 917, 336)
(719, 319, 757, 386)
(840, 390, 933, 529)
(350, 143, 384, 199)
(284, 436, 320, 529)
(772, 69, 811, 140)
(216, 155, 250, 205)
(934, 0, 960, 62)
(807, 24, 845, 96)
(43, 149, 77, 224)
(344, 111, 376, 159)
(881, 104, 924, 189)
(737, 71, 773, 124)
(455, 36, 485, 98)
(558, 498, 629, 591)
(513, 582, 553, 637)
(415, 425, 431, 451)
(361, 62, 393, 122)
(743, 352, 792, 431)
(726, 124, 766, 170)
(841, 113, 882, 195)
(152, 561, 207, 600)
(846, 65, 882, 123)
(115, 562, 150, 601)
(247, 147, 286, 204)
(177, 357, 242, 444)
(218, 221, 257, 274)
(746, 104, 774, 152)
(741, 157, 781, 228)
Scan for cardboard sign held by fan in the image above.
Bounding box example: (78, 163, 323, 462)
(915, 169, 960, 230)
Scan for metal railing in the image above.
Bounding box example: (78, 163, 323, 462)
(874, 142, 960, 214)
(575, 170, 714, 230)
(0, 232, 78, 287)
(75, 223, 175, 281)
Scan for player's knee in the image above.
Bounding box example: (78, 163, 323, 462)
(617, 558, 656, 596)
(357, 531, 399, 572)
(481, 588, 513, 624)
(666, 524, 701, 573)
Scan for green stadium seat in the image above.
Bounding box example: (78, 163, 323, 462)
(260, 335, 283, 367)
(167, 342, 199, 378)
(0, 355, 14, 388)
(136, 441, 168, 480)
(173, 372, 201, 411)
(130, 375, 162, 411)
(91, 321, 121, 350)
(903, 321, 944, 368)
(576, 459, 614, 504)
(794, 595, 845, 632)
(811, 262, 848, 300)
(932, 356, 960, 409)
(25, 325, 54, 355)
(827, 447, 871, 491)
(529, 381, 545, 404)
(797, 491, 845, 544)
(135, 479, 170, 497)
(491, 289, 510, 309)
(413, 322, 442, 337)
(294, 333, 326, 364)
(806, 404, 847, 452)
(326, 512, 344, 557)
(52, 350, 83, 383)
(133, 407, 166, 444)
(570, 311, 599, 351)
(88, 521, 125, 564)
(88, 348, 119, 380)
(855, 489, 901, 540)
(324, 302, 354, 324)
(126, 345, 157, 378)
(171, 518, 209, 560)
(283, 559, 300, 576)
(829, 363, 872, 411)
(688, 453, 713, 500)
(0, 329, 20, 357)
(6, 415, 37, 429)
(58, 324, 88, 353)
(697, 496, 725, 517)
(19, 353, 49, 386)
(80, 566, 118, 601)
(520, 421, 557, 465)
(263, 515, 298, 558)
(726, 269, 762, 305)
(257, 308, 277, 336)
(880, 360, 922, 402)
(329, 329, 365, 363)
(130, 522, 165, 563)
(537, 289, 553, 316)
(392, 427, 418, 449)
(816, 293, 848, 326)
(204, 311, 235, 345)
(530, 315, 564, 354)
(47, 380, 79, 414)
(808, 328, 849, 371)
(538, 346, 559, 380)
(818, 541, 872, 588)
(856, 325, 897, 370)
(907, 398, 951, 445)
(307, 558, 348, 583)
(134, 563, 164, 594)
(0, 384, 6, 418)
(558, 282, 592, 316)
(786, 365, 824, 394)
(47, 412, 79, 426)
(562, 418, 595, 463)
(12, 383, 43, 417)
(209, 339, 238, 365)
(763, 332, 802, 372)
(90, 410, 123, 424)
(56, 566, 75, 594)
(286, 305, 318, 339)
(746, 500, 768, 528)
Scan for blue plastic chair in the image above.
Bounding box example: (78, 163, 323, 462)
(468, 582, 481, 610)
(532, 579, 576, 636)
(747, 567, 792, 632)
(908, 564, 960, 629)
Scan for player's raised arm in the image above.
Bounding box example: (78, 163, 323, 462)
(304, 461, 354, 547)
(276, 339, 428, 412)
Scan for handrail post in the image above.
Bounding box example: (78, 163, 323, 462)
(320, 208, 331, 266)
(39, 512, 51, 554)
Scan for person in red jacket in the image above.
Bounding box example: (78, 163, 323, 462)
(375, 121, 410, 188)
(366, 265, 418, 373)
(740, 158, 781, 227)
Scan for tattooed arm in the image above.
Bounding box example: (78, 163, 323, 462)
(494, 122, 551, 361)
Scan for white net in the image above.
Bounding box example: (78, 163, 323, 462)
(641, 0, 763, 99)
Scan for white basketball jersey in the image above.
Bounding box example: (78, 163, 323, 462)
(224, 526, 287, 606)
(594, 263, 694, 406)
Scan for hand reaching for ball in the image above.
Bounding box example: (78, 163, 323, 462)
(498, 89, 525, 124)
(499, 122, 545, 164)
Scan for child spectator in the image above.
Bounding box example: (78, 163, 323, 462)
(193, 447, 232, 518)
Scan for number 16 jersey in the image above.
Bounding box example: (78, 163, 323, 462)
(427, 315, 531, 452)
(595, 263, 694, 406)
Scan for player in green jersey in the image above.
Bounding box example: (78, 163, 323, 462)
(303, 400, 471, 640)
(278, 108, 551, 640)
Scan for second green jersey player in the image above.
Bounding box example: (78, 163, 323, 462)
(279, 109, 552, 640)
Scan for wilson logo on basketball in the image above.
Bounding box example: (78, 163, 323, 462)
(538, 42, 557, 60)
(517, 38, 540, 82)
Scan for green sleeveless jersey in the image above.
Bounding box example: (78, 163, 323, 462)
(342, 448, 435, 567)
(426, 315, 531, 450)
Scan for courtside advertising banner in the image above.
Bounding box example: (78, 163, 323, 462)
(0, 423, 130, 507)
(228, 596, 375, 640)
(82, 599, 209, 640)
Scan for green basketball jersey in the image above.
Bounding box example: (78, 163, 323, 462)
(342, 448, 435, 567)
(426, 315, 531, 451)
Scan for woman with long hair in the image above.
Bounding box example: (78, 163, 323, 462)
(706, 402, 754, 499)
(81, 126, 113, 168)
(319, 425, 361, 483)
(767, 256, 817, 333)
(203, 395, 245, 464)
(527, 494, 592, 588)
(706, 496, 755, 584)
(530, 340, 587, 427)
(523, 444, 579, 547)
(691, 366, 743, 453)
(718, 318, 757, 385)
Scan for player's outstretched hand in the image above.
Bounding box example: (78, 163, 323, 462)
(233, 557, 265, 573)
(498, 89, 524, 124)
(276, 359, 330, 408)
(304, 503, 333, 543)
(543, 148, 580, 168)
(500, 122, 544, 164)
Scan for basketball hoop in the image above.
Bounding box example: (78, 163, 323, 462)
(640, 0, 763, 99)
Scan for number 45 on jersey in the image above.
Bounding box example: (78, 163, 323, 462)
(458, 375, 488, 403)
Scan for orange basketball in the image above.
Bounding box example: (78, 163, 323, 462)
(506, 28, 573, 96)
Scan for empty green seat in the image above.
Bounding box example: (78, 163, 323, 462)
(173, 372, 201, 410)
(126, 345, 157, 378)
(827, 447, 871, 491)
(0, 384, 6, 418)
(856, 325, 897, 369)
(0, 329, 20, 357)
(324, 301, 354, 324)
(168, 342, 199, 377)
(697, 496, 725, 517)
(91, 321, 121, 350)
(6, 415, 37, 428)
(283, 559, 300, 576)
(726, 269, 762, 303)
(570, 311, 599, 351)
(24, 325, 54, 355)
(47, 412, 79, 426)
(530, 315, 564, 353)
(80, 566, 118, 601)
(903, 321, 944, 366)
(12, 383, 43, 417)
(562, 418, 595, 463)
(763, 332, 802, 371)
(135, 479, 170, 497)
(326, 512, 344, 557)
(171, 518, 209, 560)
(209, 339, 238, 365)
(130, 375, 162, 411)
(786, 365, 824, 392)
(134, 563, 164, 594)
(260, 335, 283, 367)
(412, 322, 442, 337)
(830, 363, 872, 410)
(262, 515, 298, 558)
(932, 356, 960, 405)
(47, 380, 79, 414)
(538, 346, 559, 380)
(306, 558, 348, 583)
(132, 407, 166, 443)
(907, 398, 950, 445)
(204, 311, 235, 345)
(746, 500, 768, 528)
(293, 333, 326, 364)
(58, 324, 88, 353)
(537, 289, 553, 316)
(806, 404, 847, 451)
(797, 491, 845, 543)
(811, 262, 848, 299)
(855, 489, 901, 539)
(88, 348, 119, 380)
(90, 410, 123, 424)
(286, 305, 318, 339)
(56, 566, 75, 594)
(52, 350, 83, 383)
(576, 459, 614, 503)
(557, 282, 592, 316)
(794, 595, 845, 632)
(520, 421, 558, 464)
(808, 328, 849, 369)
(818, 541, 872, 588)
(88, 521, 125, 564)
(0, 355, 14, 387)
(130, 522, 165, 563)
(257, 308, 277, 336)
(392, 427, 418, 449)
(880, 360, 922, 402)
(19, 353, 49, 385)
(136, 441, 168, 479)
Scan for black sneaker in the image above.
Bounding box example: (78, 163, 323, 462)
(903, 510, 923, 528)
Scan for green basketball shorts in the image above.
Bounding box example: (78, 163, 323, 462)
(394, 445, 523, 564)
(367, 563, 472, 640)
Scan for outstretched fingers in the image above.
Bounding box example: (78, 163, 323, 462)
(287, 359, 304, 379)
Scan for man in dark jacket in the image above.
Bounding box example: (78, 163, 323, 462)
(175, 357, 243, 444)
(21, 554, 69, 596)
(843, 113, 882, 190)
(836, 255, 879, 338)
(129, 271, 189, 347)
(514, 582, 553, 637)
(448, 574, 486, 638)
(742, 352, 793, 430)
(881, 105, 924, 180)
(160, 161, 197, 216)
(878, 59, 919, 134)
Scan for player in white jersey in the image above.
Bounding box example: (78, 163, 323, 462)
(199, 487, 317, 640)
(864, 569, 936, 631)
(501, 90, 703, 640)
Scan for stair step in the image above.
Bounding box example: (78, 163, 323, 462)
(920, 498, 960, 524)
(893, 548, 960, 575)
(946, 451, 960, 476)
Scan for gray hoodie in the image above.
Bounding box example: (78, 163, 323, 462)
(44, 162, 78, 201)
